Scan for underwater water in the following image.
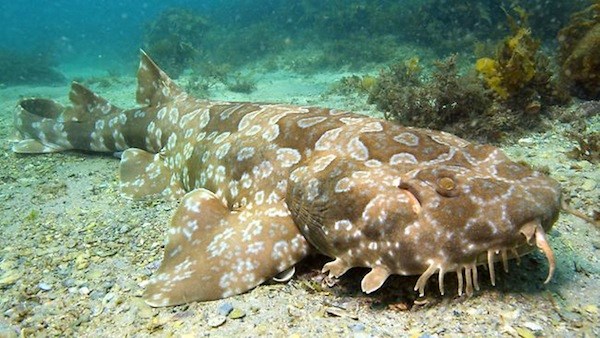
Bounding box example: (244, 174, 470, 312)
(0, 1, 592, 76)
(0, 0, 599, 336)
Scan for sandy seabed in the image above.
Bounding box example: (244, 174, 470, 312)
(0, 68, 598, 337)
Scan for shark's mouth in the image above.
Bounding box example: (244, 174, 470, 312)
(413, 219, 556, 297)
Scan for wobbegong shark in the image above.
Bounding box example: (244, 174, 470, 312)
(12, 51, 561, 307)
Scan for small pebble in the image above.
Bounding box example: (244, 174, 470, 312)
(132, 298, 154, 319)
(79, 286, 91, 295)
(228, 308, 245, 319)
(515, 327, 535, 338)
(217, 302, 234, 316)
(207, 315, 227, 328)
(0, 271, 20, 286)
(581, 179, 596, 191)
(522, 321, 543, 332)
(0, 327, 17, 338)
(583, 304, 598, 314)
(517, 137, 535, 146)
(348, 323, 365, 332)
(576, 160, 591, 169)
(62, 278, 76, 287)
(38, 282, 52, 291)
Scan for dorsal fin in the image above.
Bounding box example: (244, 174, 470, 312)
(136, 50, 185, 107)
(67, 82, 121, 121)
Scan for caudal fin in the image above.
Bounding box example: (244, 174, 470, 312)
(13, 82, 125, 154)
(12, 98, 73, 153)
(13, 50, 186, 155)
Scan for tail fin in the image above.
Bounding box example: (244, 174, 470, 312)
(13, 82, 124, 154)
(12, 98, 72, 153)
(12, 50, 185, 154)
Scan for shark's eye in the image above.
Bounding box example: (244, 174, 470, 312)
(436, 176, 459, 197)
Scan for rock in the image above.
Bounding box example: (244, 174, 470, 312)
(38, 282, 52, 291)
(515, 327, 535, 338)
(518, 137, 535, 146)
(217, 302, 234, 316)
(228, 308, 245, 319)
(0, 270, 20, 286)
(348, 323, 365, 332)
(583, 304, 598, 314)
(581, 179, 596, 191)
(0, 326, 18, 338)
(75, 253, 89, 270)
(62, 278, 76, 287)
(522, 321, 543, 332)
(132, 298, 154, 319)
(207, 315, 227, 328)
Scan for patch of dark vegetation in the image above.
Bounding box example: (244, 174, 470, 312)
(327, 75, 377, 96)
(367, 9, 573, 143)
(557, 100, 600, 164)
(225, 74, 257, 94)
(368, 55, 499, 142)
(143, 8, 208, 78)
(558, 1, 600, 99)
(566, 127, 600, 164)
(182, 62, 257, 97)
(0, 50, 66, 86)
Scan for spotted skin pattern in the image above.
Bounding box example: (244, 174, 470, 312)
(12, 51, 562, 307)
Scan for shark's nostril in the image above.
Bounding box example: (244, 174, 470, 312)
(519, 219, 555, 284)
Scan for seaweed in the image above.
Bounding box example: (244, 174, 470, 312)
(143, 8, 209, 78)
(327, 75, 377, 96)
(225, 73, 257, 94)
(557, 1, 600, 99)
(368, 55, 499, 140)
(183, 63, 228, 98)
(474, 8, 569, 107)
(0, 49, 66, 86)
(368, 48, 569, 143)
(183, 63, 257, 96)
(566, 127, 600, 163)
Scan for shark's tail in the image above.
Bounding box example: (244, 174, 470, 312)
(12, 82, 127, 154)
(12, 50, 184, 155)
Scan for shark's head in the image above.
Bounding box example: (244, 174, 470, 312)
(287, 133, 561, 296)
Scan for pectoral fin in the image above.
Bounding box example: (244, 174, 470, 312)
(143, 188, 310, 307)
(361, 266, 390, 294)
(119, 148, 184, 199)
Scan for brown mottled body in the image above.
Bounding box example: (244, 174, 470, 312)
(13, 51, 562, 306)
